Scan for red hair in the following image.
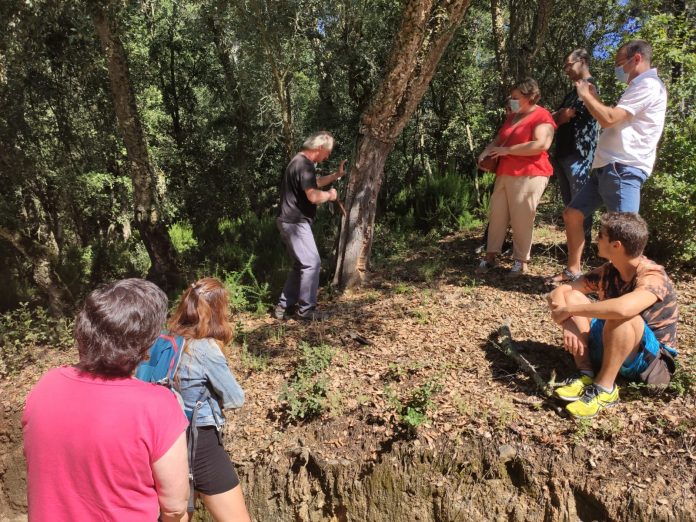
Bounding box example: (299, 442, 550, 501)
(168, 278, 233, 346)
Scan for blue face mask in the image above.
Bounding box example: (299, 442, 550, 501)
(509, 99, 520, 113)
(614, 65, 629, 84)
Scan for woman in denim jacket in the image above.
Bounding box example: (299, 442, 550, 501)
(169, 277, 251, 522)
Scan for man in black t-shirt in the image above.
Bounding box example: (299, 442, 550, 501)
(552, 48, 600, 239)
(274, 131, 347, 321)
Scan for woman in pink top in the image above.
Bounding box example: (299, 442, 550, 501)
(23, 279, 190, 521)
(477, 78, 557, 276)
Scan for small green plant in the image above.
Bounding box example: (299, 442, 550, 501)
(0, 303, 74, 377)
(493, 397, 517, 429)
(400, 379, 442, 429)
(409, 307, 430, 324)
(279, 342, 335, 421)
(386, 378, 442, 431)
(363, 290, 381, 303)
(596, 416, 622, 441)
(240, 341, 269, 372)
(385, 362, 407, 381)
(572, 418, 594, 442)
(670, 358, 696, 396)
(393, 282, 413, 295)
(223, 255, 271, 314)
(417, 259, 445, 283)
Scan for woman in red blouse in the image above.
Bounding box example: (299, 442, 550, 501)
(477, 78, 557, 276)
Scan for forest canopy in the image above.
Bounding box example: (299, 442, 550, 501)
(0, 0, 694, 313)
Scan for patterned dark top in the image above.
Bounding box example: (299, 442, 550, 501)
(581, 257, 679, 348)
(554, 78, 600, 163)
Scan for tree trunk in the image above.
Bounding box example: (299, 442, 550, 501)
(92, 5, 179, 290)
(0, 226, 72, 316)
(490, 0, 508, 84)
(333, 0, 471, 288)
(249, 0, 295, 161)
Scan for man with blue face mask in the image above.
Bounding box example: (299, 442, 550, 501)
(547, 40, 667, 285)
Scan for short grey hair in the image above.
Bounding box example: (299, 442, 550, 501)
(620, 40, 653, 64)
(302, 131, 334, 151)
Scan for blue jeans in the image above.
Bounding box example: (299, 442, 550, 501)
(554, 153, 593, 236)
(588, 319, 678, 382)
(569, 163, 648, 219)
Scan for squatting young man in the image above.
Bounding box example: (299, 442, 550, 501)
(548, 212, 679, 418)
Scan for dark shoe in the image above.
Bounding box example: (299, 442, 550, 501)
(295, 308, 331, 321)
(544, 269, 582, 285)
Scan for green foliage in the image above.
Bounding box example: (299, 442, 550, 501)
(279, 342, 335, 422)
(1, 0, 694, 313)
(0, 304, 73, 377)
(637, 13, 696, 265)
(408, 172, 479, 233)
(222, 256, 271, 315)
(669, 357, 696, 397)
(385, 378, 442, 431)
(169, 222, 198, 255)
(239, 341, 270, 373)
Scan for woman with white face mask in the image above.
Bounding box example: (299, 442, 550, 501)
(477, 78, 557, 276)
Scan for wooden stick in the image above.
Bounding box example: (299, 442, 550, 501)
(335, 197, 346, 217)
(489, 322, 554, 398)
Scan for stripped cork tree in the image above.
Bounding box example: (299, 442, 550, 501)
(92, 3, 180, 290)
(333, 0, 472, 288)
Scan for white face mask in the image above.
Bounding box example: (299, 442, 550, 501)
(509, 99, 521, 113)
(615, 65, 629, 84)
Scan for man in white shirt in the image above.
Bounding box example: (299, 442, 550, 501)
(547, 40, 667, 285)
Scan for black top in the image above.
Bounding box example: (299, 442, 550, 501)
(554, 77, 600, 159)
(277, 153, 318, 223)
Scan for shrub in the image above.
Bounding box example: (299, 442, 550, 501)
(222, 255, 271, 314)
(0, 303, 73, 377)
(385, 377, 442, 431)
(411, 172, 479, 233)
(279, 342, 335, 421)
(642, 121, 696, 266)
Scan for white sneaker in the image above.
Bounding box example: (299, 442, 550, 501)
(508, 260, 526, 277)
(475, 259, 495, 274)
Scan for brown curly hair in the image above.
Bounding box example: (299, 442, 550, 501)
(74, 278, 168, 377)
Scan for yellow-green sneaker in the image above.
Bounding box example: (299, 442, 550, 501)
(566, 384, 620, 419)
(555, 374, 593, 402)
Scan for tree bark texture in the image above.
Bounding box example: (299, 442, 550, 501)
(507, 0, 555, 78)
(0, 226, 72, 316)
(249, 0, 295, 161)
(333, 0, 471, 288)
(490, 0, 508, 83)
(92, 6, 179, 290)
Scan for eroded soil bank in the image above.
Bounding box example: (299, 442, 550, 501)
(234, 438, 693, 522)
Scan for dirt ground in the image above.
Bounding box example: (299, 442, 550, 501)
(1, 216, 695, 519)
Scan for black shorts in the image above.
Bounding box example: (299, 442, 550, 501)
(191, 426, 240, 495)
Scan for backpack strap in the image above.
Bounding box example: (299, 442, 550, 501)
(159, 334, 184, 383)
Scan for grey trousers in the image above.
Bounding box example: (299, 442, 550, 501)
(277, 219, 321, 314)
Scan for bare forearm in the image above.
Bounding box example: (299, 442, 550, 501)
(579, 94, 624, 129)
(506, 140, 550, 156)
(316, 172, 341, 188)
(565, 300, 637, 320)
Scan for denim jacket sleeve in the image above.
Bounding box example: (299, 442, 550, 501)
(200, 341, 245, 410)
